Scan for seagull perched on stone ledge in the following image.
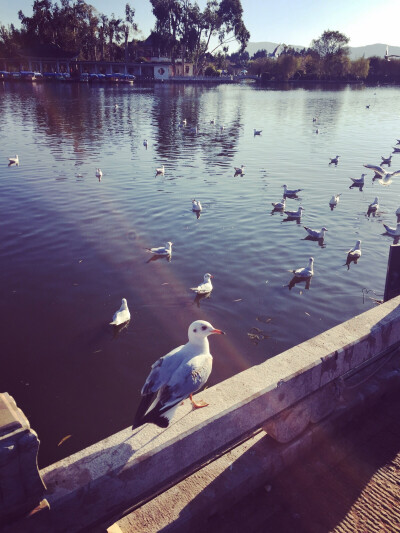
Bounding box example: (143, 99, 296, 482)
(132, 320, 225, 429)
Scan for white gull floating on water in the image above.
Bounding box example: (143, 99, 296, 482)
(190, 273, 213, 294)
(155, 165, 165, 176)
(272, 198, 286, 210)
(349, 174, 366, 185)
(132, 320, 225, 428)
(192, 199, 202, 212)
(345, 240, 362, 269)
(284, 206, 304, 218)
(329, 194, 341, 207)
(292, 257, 314, 278)
(146, 241, 173, 256)
(304, 226, 327, 239)
(8, 155, 19, 166)
(234, 165, 245, 175)
(368, 197, 379, 212)
(282, 184, 302, 196)
(110, 298, 130, 326)
(96, 168, 102, 179)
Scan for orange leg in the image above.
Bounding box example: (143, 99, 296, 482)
(189, 393, 209, 409)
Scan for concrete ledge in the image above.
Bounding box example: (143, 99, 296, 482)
(8, 296, 400, 532)
(0, 393, 46, 526)
(113, 349, 400, 533)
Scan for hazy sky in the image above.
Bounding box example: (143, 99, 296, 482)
(1, 0, 399, 48)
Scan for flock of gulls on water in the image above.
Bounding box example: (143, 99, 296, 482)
(7, 121, 400, 430)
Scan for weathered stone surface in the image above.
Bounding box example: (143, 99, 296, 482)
(0, 393, 46, 525)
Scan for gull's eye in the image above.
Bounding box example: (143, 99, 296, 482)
(193, 328, 197, 333)
(201, 325, 207, 331)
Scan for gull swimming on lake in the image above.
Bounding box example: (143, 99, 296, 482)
(368, 197, 379, 213)
(304, 226, 327, 239)
(132, 320, 225, 429)
(284, 206, 304, 218)
(292, 257, 314, 278)
(349, 174, 366, 185)
(146, 241, 173, 256)
(272, 198, 286, 210)
(8, 155, 19, 166)
(96, 168, 102, 180)
(254, 129, 262, 136)
(143, 139, 148, 148)
(345, 240, 362, 269)
(329, 155, 340, 165)
(110, 298, 130, 326)
(282, 184, 302, 196)
(363, 164, 400, 179)
(190, 273, 213, 294)
(155, 165, 165, 176)
(329, 194, 341, 209)
(192, 199, 202, 212)
(234, 165, 245, 176)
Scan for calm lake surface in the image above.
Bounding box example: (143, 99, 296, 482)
(1, 81, 399, 467)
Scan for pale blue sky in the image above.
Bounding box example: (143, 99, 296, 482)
(1, 0, 399, 48)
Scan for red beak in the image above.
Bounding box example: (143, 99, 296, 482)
(211, 329, 225, 335)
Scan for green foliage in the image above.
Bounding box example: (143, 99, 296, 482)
(349, 57, 369, 80)
(1, 1, 138, 62)
(149, 0, 250, 74)
(204, 64, 218, 76)
(311, 30, 350, 58)
(251, 49, 267, 60)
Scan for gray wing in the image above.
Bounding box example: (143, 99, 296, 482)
(364, 164, 385, 176)
(150, 246, 167, 254)
(391, 170, 400, 177)
(141, 344, 185, 395)
(158, 355, 212, 412)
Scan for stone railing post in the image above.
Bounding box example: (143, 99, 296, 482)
(0, 393, 47, 527)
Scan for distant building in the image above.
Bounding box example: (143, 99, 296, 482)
(0, 37, 194, 80)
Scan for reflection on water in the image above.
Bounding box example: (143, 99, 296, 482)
(1, 81, 399, 467)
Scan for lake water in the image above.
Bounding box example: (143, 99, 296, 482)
(1, 81, 399, 467)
